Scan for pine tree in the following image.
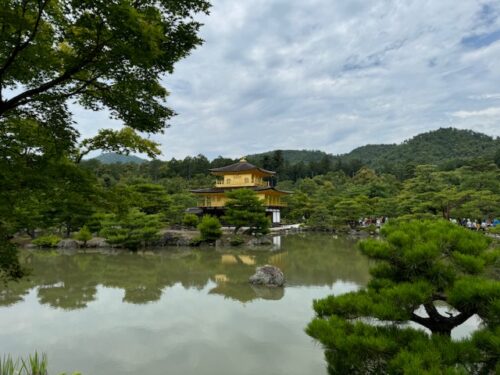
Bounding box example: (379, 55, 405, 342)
(223, 189, 269, 235)
(307, 220, 500, 374)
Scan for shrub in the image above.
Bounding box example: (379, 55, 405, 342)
(197, 215, 222, 243)
(189, 237, 203, 246)
(182, 213, 199, 228)
(488, 225, 500, 235)
(32, 235, 61, 248)
(74, 226, 92, 246)
(229, 235, 245, 246)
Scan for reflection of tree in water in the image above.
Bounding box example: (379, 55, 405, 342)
(122, 286, 163, 304)
(0, 234, 370, 309)
(0, 281, 31, 306)
(38, 284, 97, 310)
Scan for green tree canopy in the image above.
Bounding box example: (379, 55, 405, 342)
(100, 209, 161, 250)
(0, 0, 210, 281)
(76, 127, 161, 163)
(307, 220, 500, 374)
(0, 0, 210, 131)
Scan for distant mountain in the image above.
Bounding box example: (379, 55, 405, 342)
(91, 128, 498, 171)
(92, 152, 148, 164)
(246, 149, 330, 165)
(342, 128, 499, 168)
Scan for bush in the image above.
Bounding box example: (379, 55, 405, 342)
(32, 235, 61, 248)
(488, 225, 500, 235)
(182, 213, 199, 228)
(229, 235, 245, 246)
(74, 225, 92, 246)
(197, 215, 222, 243)
(189, 237, 203, 246)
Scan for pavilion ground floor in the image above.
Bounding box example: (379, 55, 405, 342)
(186, 206, 283, 225)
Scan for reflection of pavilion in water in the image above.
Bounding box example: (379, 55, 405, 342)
(1, 234, 370, 308)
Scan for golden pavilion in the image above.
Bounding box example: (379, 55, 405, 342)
(190, 158, 291, 224)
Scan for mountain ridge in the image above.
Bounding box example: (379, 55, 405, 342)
(248, 127, 499, 168)
(91, 128, 499, 168)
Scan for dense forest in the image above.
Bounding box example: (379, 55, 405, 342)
(95, 127, 500, 181)
(74, 127, 500, 233)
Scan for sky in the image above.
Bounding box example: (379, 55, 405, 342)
(75, 0, 500, 160)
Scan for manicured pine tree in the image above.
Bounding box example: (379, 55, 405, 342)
(223, 189, 269, 235)
(307, 220, 500, 374)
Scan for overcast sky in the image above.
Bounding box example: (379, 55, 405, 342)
(75, 0, 500, 160)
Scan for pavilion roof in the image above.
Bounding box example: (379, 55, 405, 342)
(190, 186, 291, 194)
(208, 159, 275, 175)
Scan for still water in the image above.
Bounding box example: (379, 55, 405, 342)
(0, 234, 370, 374)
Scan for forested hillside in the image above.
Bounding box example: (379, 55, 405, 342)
(93, 153, 147, 164)
(90, 127, 500, 181)
(245, 128, 499, 179)
(246, 150, 329, 165)
(342, 128, 499, 171)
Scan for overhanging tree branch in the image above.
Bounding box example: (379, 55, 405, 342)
(0, 0, 49, 81)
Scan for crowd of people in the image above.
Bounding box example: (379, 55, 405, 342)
(359, 217, 389, 228)
(449, 218, 499, 231)
(357, 216, 499, 231)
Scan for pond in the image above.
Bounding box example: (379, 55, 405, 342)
(0, 233, 477, 374)
(1, 233, 370, 374)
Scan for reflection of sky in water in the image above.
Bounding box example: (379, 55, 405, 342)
(411, 304, 482, 340)
(0, 282, 359, 375)
(0, 234, 484, 374)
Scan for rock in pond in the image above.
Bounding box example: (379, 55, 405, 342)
(86, 237, 109, 248)
(249, 265, 285, 287)
(247, 235, 273, 246)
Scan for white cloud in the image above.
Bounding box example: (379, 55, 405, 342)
(468, 93, 500, 100)
(72, 0, 500, 159)
(451, 107, 500, 118)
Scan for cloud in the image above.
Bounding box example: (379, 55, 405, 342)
(468, 93, 500, 100)
(451, 107, 500, 118)
(71, 0, 500, 159)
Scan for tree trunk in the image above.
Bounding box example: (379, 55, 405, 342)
(411, 302, 475, 338)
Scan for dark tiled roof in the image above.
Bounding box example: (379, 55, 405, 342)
(208, 160, 275, 175)
(190, 187, 226, 193)
(190, 186, 291, 194)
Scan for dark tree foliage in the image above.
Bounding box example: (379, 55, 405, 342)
(307, 220, 500, 374)
(0, 0, 210, 282)
(494, 148, 500, 168)
(0, 0, 210, 131)
(223, 189, 269, 235)
(100, 209, 161, 250)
